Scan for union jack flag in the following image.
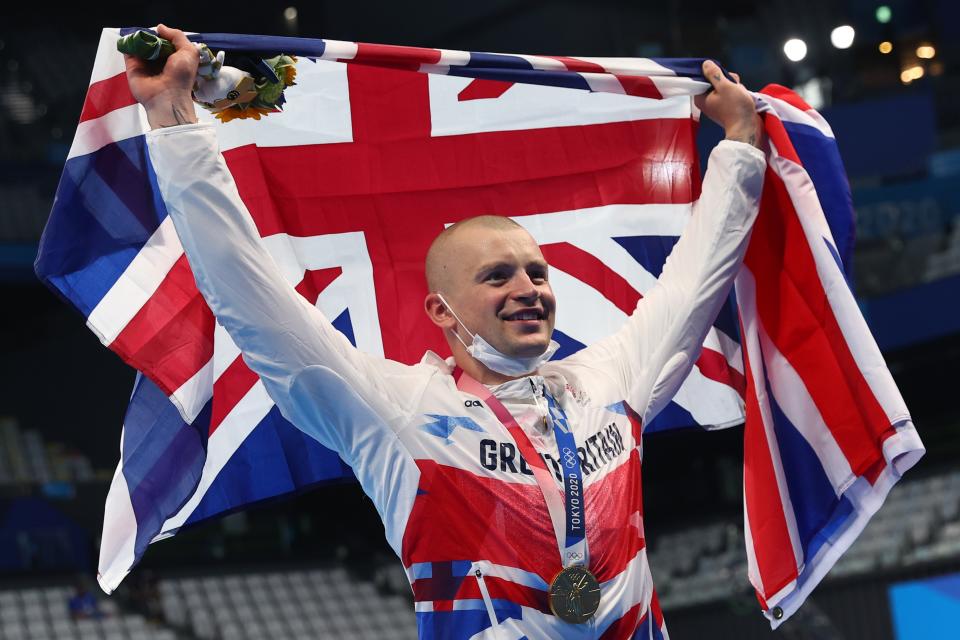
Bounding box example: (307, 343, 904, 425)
(35, 27, 922, 628)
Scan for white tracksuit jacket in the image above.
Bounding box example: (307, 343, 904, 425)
(147, 123, 765, 639)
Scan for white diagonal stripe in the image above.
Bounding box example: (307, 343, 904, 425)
(69, 104, 150, 160)
(86, 215, 183, 346)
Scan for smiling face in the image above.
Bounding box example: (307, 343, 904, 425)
(425, 217, 557, 365)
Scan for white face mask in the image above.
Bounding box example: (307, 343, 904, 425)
(437, 293, 560, 377)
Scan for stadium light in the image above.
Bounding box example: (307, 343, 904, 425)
(879, 41, 893, 54)
(917, 45, 936, 59)
(876, 6, 892, 24)
(900, 65, 924, 84)
(283, 6, 298, 34)
(831, 26, 855, 49)
(783, 38, 808, 62)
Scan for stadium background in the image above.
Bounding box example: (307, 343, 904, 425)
(1, 1, 959, 638)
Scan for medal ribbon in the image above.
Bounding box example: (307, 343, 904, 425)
(456, 372, 588, 568)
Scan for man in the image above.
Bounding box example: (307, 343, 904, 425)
(127, 25, 765, 638)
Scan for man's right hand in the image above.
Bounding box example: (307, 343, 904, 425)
(124, 24, 200, 129)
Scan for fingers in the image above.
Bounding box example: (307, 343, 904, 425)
(702, 60, 726, 91)
(123, 52, 155, 82)
(156, 24, 193, 52)
(123, 53, 141, 74)
(701, 60, 745, 90)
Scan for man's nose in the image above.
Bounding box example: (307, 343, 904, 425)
(510, 272, 539, 300)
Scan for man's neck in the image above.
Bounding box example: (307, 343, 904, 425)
(455, 356, 534, 386)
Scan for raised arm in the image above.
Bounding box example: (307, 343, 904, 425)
(127, 27, 426, 462)
(562, 62, 765, 424)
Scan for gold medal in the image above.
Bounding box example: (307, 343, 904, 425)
(548, 565, 601, 624)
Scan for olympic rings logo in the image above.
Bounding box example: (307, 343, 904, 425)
(562, 447, 578, 469)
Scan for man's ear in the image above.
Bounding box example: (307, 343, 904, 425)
(424, 292, 456, 330)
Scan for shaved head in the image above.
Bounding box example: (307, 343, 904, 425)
(425, 215, 526, 292)
(422, 214, 556, 380)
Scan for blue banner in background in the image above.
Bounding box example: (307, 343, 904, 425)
(826, 92, 937, 180)
(889, 572, 960, 640)
(853, 175, 960, 243)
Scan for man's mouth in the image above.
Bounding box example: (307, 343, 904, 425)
(503, 310, 545, 321)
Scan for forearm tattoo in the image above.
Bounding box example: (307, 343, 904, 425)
(162, 104, 194, 127)
(731, 130, 758, 147)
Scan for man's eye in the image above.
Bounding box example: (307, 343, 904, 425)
(486, 272, 507, 282)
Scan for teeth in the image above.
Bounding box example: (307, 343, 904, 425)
(511, 312, 540, 320)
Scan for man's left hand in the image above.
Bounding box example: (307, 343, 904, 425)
(694, 60, 763, 149)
